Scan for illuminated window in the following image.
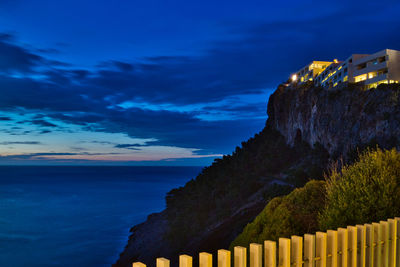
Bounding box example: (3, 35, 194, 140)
(368, 72, 377, 79)
(343, 76, 348, 82)
(355, 74, 367, 83)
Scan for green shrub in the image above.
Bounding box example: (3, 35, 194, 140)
(318, 148, 400, 231)
(229, 180, 326, 249)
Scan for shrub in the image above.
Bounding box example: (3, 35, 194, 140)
(229, 180, 326, 249)
(318, 148, 400, 231)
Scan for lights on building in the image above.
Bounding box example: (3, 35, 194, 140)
(291, 74, 298, 82)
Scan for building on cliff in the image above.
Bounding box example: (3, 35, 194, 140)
(290, 60, 334, 83)
(291, 49, 400, 89)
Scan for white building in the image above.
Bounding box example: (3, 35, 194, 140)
(291, 49, 400, 88)
(291, 61, 334, 84)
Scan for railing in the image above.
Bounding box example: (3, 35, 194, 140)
(132, 217, 400, 267)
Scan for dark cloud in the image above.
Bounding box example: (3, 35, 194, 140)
(0, 141, 41, 145)
(0, 116, 11, 121)
(114, 142, 159, 150)
(0, 152, 122, 161)
(115, 143, 146, 148)
(31, 119, 57, 127)
(0, 34, 43, 73)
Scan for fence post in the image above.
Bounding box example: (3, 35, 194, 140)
(365, 224, 374, 267)
(250, 243, 262, 267)
(180, 255, 193, 267)
(264, 240, 276, 267)
(200, 252, 212, 267)
(157, 258, 170, 267)
(234, 246, 246, 267)
(356, 225, 366, 267)
(347, 226, 357, 267)
(291, 236, 303, 267)
(338, 228, 348, 267)
(388, 219, 397, 267)
(327, 230, 337, 267)
(279, 238, 290, 267)
(132, 262, 146, 267)
(304, 234, 315, 267)
(396, 218, 400, 267)
(380, 221, 389, 267)
(373, 222, 382, 267)
(218, 249, 231, 267)
(316, 232, 327, 267)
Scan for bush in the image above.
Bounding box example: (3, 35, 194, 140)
(318, 148, 400, 230)
(229, 180, 326, 249)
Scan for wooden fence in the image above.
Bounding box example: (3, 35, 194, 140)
(132, 217, 400, 267)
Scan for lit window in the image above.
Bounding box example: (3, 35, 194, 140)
(355, 74, 367, 83)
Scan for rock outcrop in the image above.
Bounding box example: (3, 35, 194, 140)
(268, 82, 400, 157)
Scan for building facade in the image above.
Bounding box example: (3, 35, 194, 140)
(291, 61, 333, 84)
(291, 49, 400, 88)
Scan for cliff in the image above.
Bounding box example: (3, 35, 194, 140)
(114, 82, 400, 267)
(268, 82, 400, 158)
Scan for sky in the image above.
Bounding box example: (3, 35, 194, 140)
(0, 0, 400, 165)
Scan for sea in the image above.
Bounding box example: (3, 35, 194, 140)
(0, 166, 203, 267)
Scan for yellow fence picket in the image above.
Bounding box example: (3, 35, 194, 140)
(356, 225, 366, 267)
(279, 238, 290, 267)
(327, 230, 337, 267)
(200, 252, 212, 267)
(304, 234, 315, 267)
(347, 226, 357, 267)
(338, 228, 348, 267)
(234, 246, 246, 267)
(156, 258, 170, 267)
(264, 240, 276, 267)
(132, 262, 146, 267)
(365, 224, 374, 267)
(180, 255, 193, 267)
(218, 249, 231, 267)
(396, 218, 400, 267)
(373, 222, 382, 267)
(388, 219, 397, 267)
(316, 232, 327, 267)
(249, 243, 262, 267)
(291, 236, 303, 267)
(381, 221, 389, 267)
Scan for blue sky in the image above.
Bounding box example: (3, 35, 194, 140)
(0, 0, 400, 165)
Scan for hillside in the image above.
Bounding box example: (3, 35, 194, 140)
(114, 82, 400, 267)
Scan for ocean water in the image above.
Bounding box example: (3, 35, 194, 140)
(0, 166, 202, 267)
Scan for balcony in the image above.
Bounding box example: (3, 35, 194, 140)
(353, 61, 388, 77)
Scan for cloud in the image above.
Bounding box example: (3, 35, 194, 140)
(0, 141, 41, 145)
(0, 116, 12, 121)
(30, 119, 57, 127)
(0, 34, 43, 73)
(0, 152, 121, 160)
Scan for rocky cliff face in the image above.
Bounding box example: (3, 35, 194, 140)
(114, 82, 400, 267)
(268, 82, 400, 158)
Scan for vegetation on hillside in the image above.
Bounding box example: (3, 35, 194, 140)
(319, 148, 400, 230)
(229, 180, 326, 249)
(229, 148, 400, 249)
(164, 127, 329, 250)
